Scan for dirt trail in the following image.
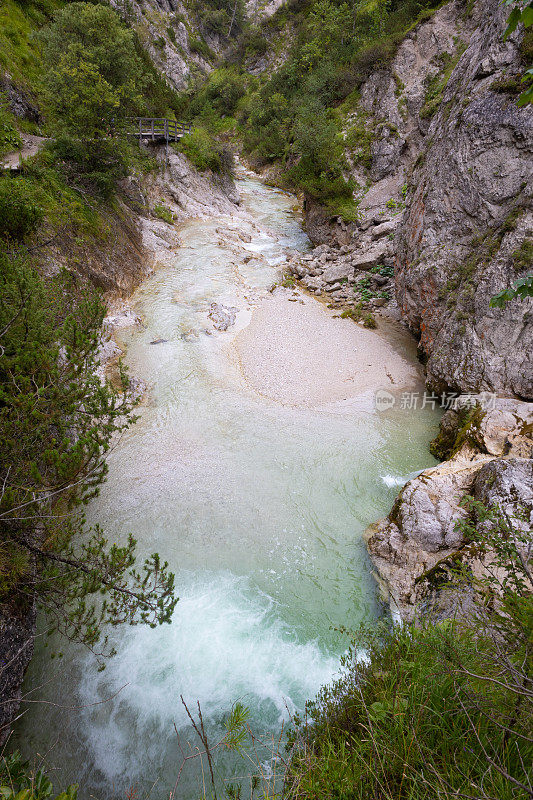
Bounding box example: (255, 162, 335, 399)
(1, 133, 47, 170)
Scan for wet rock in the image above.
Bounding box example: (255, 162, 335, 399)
(150, 338, 168, 345)
(98, 338, 123, 364)
(208, 303, 239, 331)
(365, 450, 494, 621)
(239, 232, 252, 243)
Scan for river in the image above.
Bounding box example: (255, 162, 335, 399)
(15, 172, 441, 798)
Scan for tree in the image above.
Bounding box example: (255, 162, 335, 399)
(40, 3, 145, 139)
(285, 498, 532, 800)
(0, 247, 176, 657)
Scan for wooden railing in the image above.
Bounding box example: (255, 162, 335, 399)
(125, 118, 192, 144)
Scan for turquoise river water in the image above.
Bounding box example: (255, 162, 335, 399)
(15, 174, 441, 799)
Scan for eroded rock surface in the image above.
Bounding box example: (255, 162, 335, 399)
(0, 599, 36, 747)
(366, 396, 533, 621)
(300, 0, 533, 399)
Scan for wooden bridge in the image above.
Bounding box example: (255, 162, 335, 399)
(126, 118, 192, 145)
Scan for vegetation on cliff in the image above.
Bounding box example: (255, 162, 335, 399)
(0, 243, 177, 656)
(0, 0, 179, 688)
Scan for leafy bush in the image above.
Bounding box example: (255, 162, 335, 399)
(0, 176, 43, 239)
(189, 35, 214, 60)
(153, 203, 173, 223)
(362, 311, 377, 327)
(237, 0, 448, 217)
(189, 0, 245, 38)
(285, 102, 355, 210)
(188, 67, 248, 118)
(176, 126, 223, 172)
(46, 136, 129, 199)
(0, 750, 77, 800)
(40, 3, 146, 139)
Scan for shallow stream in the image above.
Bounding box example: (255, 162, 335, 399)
(15, 174, 441, 798)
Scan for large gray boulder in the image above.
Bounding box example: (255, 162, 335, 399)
(366, 396, 533, 622)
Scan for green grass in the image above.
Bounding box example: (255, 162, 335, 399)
(0, 156, 112, 246)
(0, 104, 22, 159)
(0, 0, 62, 94)
(286, 615, 532, 800)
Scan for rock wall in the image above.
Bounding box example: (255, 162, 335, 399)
(303, 0, 533, 400)
(0, 598, 36, 747)
(109, 0, 213, 90)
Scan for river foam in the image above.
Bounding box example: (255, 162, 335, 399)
(77, 571, 339, 784)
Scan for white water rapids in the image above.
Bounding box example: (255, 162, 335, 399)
(15, 173, 441, 798)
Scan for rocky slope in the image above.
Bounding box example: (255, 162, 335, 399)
(279, 0, 533, 623)
(290, 0, 532, 400)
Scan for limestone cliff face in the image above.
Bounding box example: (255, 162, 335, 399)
(304, 0, 533, 400)
(395, 0, 532, 399)
(108, 0, 213, 91)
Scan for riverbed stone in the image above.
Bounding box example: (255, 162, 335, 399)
(208, 303, 239, 331)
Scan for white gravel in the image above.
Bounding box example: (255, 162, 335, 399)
(235, 291, 419, 408)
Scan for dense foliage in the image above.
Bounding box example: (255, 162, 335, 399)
(0, 750, 77, 800)
(182, 0, 447, 216)
(0, 238, 177, 655)
(189, 0, 245, 38)
(505, 0, 533, 105)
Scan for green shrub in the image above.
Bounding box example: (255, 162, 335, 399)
(0, 750, 77, 800)
(0, 176, 43, 239)
(189, 35, 213, 60)
(511, 238, 533, 272)
(0, 95, 22, 159)
(362, 311, 377, 327)
(189, 67, 248, 118)
(46, 136, 128, 199)
(153, 203, 173, 223)
(176, 126, 222, 172)
(40, 3, 146, 140)
(189, 0, 245, 37)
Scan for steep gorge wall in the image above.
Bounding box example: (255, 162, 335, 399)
(304, 0, 533, 400)
(294, 0, 533, 623)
